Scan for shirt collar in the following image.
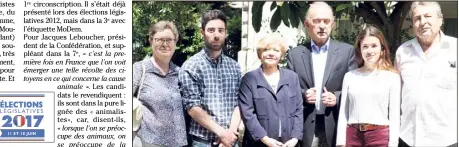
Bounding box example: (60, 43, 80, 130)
(435, 31, 449, 49)
(411, 31, 451, 59)
(202, 47, 223, 65)
(143, 57, 179, 76)
(311, 38, 330, 53)
(414, 31, 450, 47)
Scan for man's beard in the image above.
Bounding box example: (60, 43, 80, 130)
(204, 40, 224, 51)
(417, 32, 438, 47)
(416, 32, 440, 46)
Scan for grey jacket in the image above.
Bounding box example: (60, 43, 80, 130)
(286, 39, 357, 147)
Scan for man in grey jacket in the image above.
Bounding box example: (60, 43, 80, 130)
(286, 2, 357, 147)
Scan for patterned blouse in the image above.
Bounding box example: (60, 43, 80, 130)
(133, 58, 187, 147)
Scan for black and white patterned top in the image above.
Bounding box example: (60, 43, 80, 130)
(133, 58, 187, 147)
(179, 49, 241, 141)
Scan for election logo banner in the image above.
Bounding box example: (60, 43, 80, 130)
(0, 92, 54, 142)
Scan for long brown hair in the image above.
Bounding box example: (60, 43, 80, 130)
(354, 25, 397, 73)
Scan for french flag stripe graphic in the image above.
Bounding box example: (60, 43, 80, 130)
(13, 115, 25, 127)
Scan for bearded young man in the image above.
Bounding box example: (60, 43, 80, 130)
(395, 2, 457, 147)
(179, 10, 242, 147)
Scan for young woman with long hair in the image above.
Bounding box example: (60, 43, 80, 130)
(336, 25, 400, 147)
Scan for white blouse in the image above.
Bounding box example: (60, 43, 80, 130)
(336, 69, 401, 146)
(262, 70, 281, 137)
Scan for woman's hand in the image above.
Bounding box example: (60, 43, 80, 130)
(261, 136, 284, 147)
(282, 138, 298, 147)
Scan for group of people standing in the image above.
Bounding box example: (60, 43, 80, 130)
(133, 1, 457, 147)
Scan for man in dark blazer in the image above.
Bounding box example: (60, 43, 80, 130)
(286, 2, 357, 147)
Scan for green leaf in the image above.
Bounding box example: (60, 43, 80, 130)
(270, 8, 282, 32)
(252, 1, 265, 13)
(295, 1, 307, 7)
(289, 4, 300, 28)
(280, 3, 290, 27)
(252, 1, 266, 32)
(298, 5, 308, 24)
(270, 2, 276, 11)
(336, 4, 350, 12)
(252, 12, 262, 32)
(144, 46, 152, 54)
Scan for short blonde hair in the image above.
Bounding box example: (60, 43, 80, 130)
(256, 35, 288, 59)
(148, 21, 179, 44)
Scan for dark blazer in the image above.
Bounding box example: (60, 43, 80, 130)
(286, 39, 357, 147)
(239, 67, 304, 146)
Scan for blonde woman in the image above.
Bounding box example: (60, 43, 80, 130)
(239, 35, 303, 147)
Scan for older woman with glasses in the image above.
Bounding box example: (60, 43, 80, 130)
(132, 21, 187, 147)
(239, 35, 304, 147)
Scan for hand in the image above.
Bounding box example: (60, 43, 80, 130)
(305, 88, 317, 104)
(214, 140, 223, 147)
(216, 129, 238, 147)
(215, 139, 233, 147)
(229, 127, 240, 137)
(321, 87, 336, 107)
(261, 136, 284, 147)
(215, 129, 239, 147)
(215, 139, 235, 147)
(282, 138, 298, 147)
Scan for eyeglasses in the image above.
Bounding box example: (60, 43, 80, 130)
(154, 38, 175, 44)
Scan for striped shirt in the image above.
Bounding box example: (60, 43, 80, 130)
(179, 49, 241, 141)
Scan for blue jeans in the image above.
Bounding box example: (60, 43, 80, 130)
(191, 136, 239, 147)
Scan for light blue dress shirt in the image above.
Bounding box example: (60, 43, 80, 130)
(311, 39, 330, 115)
